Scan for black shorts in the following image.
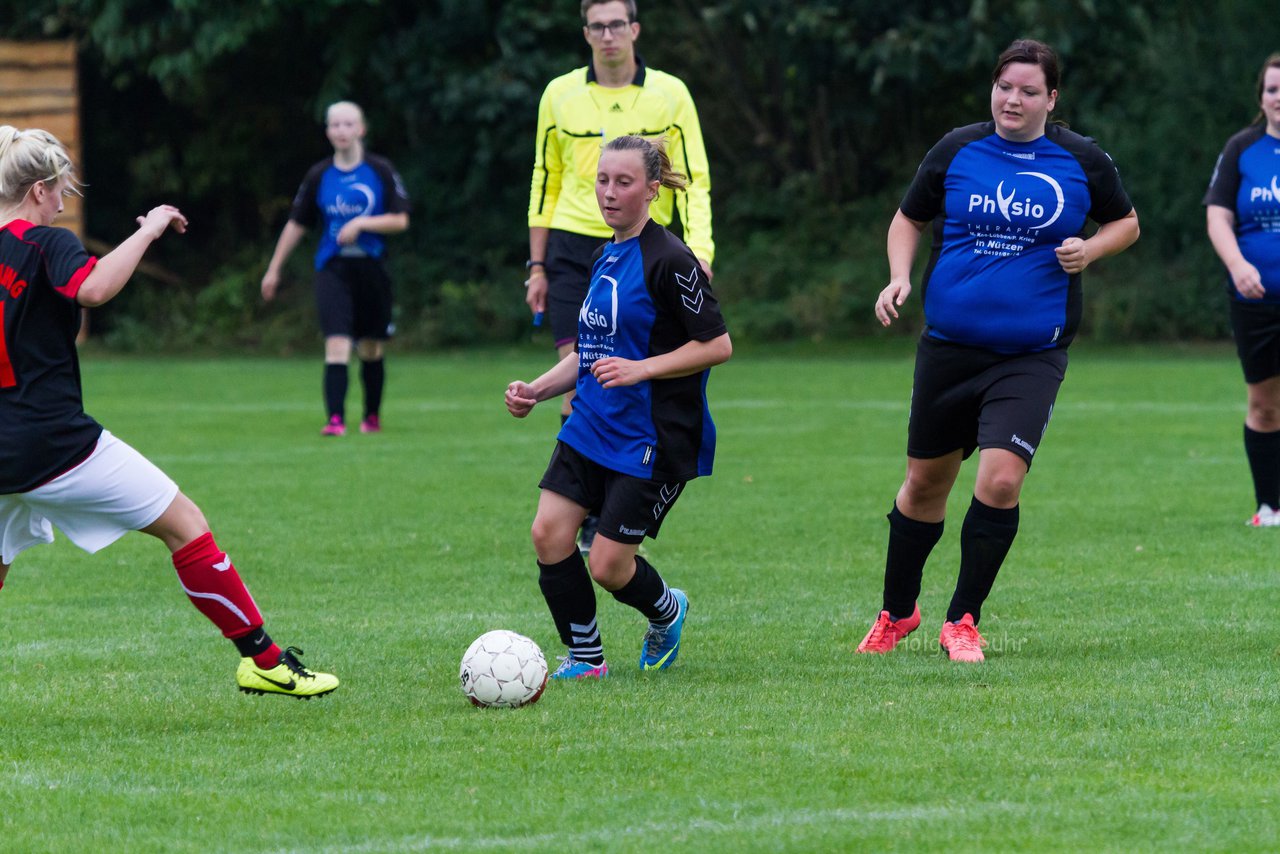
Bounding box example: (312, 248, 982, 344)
(545, 229, 607, 347)
(1229, 298, 1280, 384)
(907, 335, 1068, 468)
(314, 256, 394, 340)
(538, 441, 685, 544)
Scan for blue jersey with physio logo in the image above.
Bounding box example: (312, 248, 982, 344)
(559, 219, 727, 481)
(901, 122, 1133, 353)
(1204, 124, 1280, 303)
(288, 154, 411, 270)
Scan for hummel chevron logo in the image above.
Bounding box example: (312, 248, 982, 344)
(675, 265, 703, 313)
(675, 265, 699, 292)
(213, 556, 232, 572)
(652, 483, 681, 519)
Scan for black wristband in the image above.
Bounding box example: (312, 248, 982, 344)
(525, 259, 546, 269)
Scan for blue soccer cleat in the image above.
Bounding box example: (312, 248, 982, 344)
(640, 588, 688, 671)
(550, 654, 609, 680)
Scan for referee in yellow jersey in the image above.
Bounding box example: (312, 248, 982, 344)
(525, 0, 714, 553)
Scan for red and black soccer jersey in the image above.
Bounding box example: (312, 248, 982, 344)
(0, 220, 102, 493)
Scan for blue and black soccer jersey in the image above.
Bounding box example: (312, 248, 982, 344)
(559, 220, 726, 481)
(901, 121, 1133, 354)
(289, 154, 411, 270)
(1204, 125, 1280, 303)
(0, 221, 102, 493)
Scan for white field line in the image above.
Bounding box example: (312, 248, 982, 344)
(265, 803, 1017, 853)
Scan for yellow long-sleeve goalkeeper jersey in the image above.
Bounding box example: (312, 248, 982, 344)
(528, 59, 714, 265)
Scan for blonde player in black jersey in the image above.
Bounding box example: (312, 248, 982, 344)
(0, 127, 337, 699)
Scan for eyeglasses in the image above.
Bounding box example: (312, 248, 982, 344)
(586, 19, 632, 38)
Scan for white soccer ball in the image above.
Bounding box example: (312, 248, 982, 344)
(459, 630, 548, 709)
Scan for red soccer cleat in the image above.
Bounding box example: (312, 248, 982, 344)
(856, 602, 921, 654)
(939, 613, 987, 663)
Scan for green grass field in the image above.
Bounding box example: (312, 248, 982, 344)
(2, 342, 1277, 852)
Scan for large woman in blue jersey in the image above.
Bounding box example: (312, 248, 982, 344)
(506, 136, 731, 680)
(856, 40, 1140, 663)
(1205, 54, 1280, 528)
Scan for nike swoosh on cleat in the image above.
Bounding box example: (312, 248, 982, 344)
(643, 645, 678, 670)
(257, 674, 297, 690)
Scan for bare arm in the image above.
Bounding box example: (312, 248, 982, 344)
(875, 211, 928, 327)
(76, 206, 188, 308)
(1206, 204, 1264, 300)
(505, 350, 580, 417)
(589, 333, 733, 389)
(525, 226, 550, 316)
(335, 212, 410, 245)
(261, 220, 307, 301)
(1055, 209, 1140, 274)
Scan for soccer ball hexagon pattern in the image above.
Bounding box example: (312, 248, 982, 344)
(459, 630, 549, 708)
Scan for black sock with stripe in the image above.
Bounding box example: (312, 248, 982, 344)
(538, 551, 603, 665)
(609, 555, 676, 625)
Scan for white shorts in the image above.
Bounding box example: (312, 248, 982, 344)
(0, 430, 179, 565)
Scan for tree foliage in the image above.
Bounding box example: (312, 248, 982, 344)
(2, 0, 1274, 347)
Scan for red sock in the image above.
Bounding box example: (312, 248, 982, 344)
(251, 647, 284, 669)
(172, 532, 265, 640)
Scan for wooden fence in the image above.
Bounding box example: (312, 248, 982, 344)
(0, 40, 83, 238)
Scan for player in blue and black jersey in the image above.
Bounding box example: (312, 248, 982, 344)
(506, 136, 731, 680)
(262, 101, 410, 437)
(525, 0, 716, 556)
(0, 127, 337, 698)
(1205, 53, 1280, 528)
(854, 40, 1140, 662)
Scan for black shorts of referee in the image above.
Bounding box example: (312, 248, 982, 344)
(907, 335, 1068, 469)
(545, 229, 608, 348)
(315, 255, 394, 340)
(1229, 298, 1280, 385)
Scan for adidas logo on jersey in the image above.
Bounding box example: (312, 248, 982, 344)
(610, 103, 623, 112)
